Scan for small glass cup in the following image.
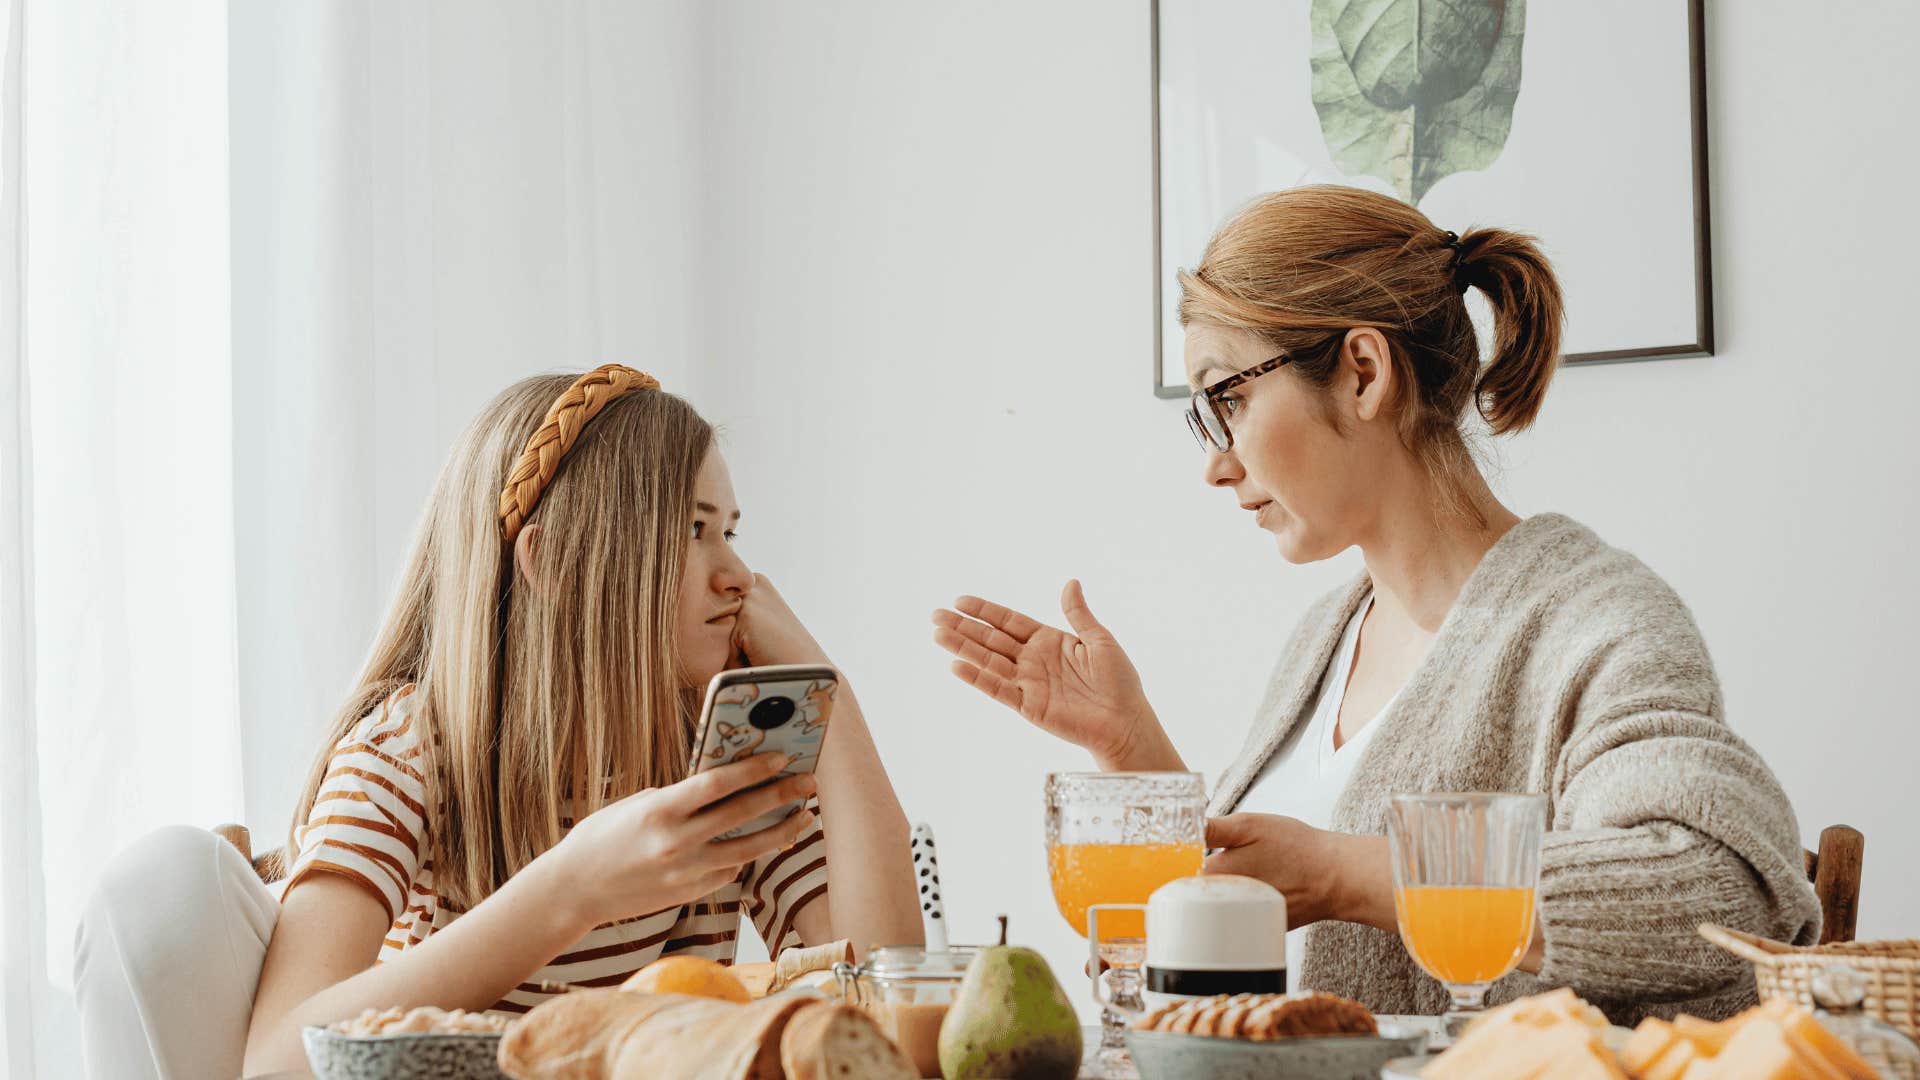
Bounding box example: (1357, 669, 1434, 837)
(835, 945, 978, 1079)
(1044, 771, 1206, 1079)
(1387, 791, 1546, 1041)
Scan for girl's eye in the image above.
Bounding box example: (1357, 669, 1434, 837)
(1218, 394, 1244, 416)
(692, 521, 706, 539)
(723, 531, 738, 544)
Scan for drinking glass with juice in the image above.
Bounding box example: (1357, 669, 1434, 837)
(1048, 841, 1204, 946)
(1043, 772, 1206, 1079)
(1387, 792, 1547, 1041)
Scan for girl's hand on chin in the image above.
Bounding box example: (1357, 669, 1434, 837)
(548, 751, 816, 928)
(733, 574, 831, 667)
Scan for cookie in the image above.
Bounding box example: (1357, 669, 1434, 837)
(1132, 991, 1377, 1041)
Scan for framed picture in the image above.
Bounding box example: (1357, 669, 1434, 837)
(1152, 0, 1713, 397)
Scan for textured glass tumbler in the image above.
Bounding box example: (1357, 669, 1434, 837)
(1044, 771, 1206, 1080)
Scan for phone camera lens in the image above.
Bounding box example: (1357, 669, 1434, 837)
(749, 696, 796, 731)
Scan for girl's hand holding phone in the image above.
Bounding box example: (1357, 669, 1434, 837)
(733, 574, 830, 667)
(547, 752, 815, 928)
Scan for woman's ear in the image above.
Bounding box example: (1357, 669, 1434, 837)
(514, 523, 545, 593)
(1342, 327, 1396, 423)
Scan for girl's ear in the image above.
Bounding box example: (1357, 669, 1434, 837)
(514, 523, 545, 593)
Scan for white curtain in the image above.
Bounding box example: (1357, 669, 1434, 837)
(2, 1, 35, 1070)
(1, 2, 704, 1072)
(5, 1, 242, 1073)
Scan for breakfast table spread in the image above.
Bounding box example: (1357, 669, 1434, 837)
(284, 791, 1919, 1080)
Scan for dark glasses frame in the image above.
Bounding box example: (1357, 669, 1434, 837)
(1184, 354, 1290, 453)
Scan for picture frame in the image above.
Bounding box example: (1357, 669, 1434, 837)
(1151, 0, 1714, 398)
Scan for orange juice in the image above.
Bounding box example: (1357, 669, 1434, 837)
(1394, 885, 1536, 984)
(1047, 842, 1203, 941)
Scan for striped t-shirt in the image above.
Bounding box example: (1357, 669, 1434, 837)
(283, 685, 830, 1013)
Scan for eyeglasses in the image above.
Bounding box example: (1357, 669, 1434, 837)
(1184, 354, 1291, 453)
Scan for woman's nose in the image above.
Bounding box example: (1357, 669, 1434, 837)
(1203, 446, 1244, 488)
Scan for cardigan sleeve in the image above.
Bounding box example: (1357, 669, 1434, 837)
(1533, 617, 1821, 1005)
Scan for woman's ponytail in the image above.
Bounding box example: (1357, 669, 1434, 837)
(1457, 227, 1565, 435)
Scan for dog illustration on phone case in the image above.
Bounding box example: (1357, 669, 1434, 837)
(800, 681, 834, 735)
(705, 683, 765, 762)
(702, 677, 831, 772)
(694, 669, 836, 840)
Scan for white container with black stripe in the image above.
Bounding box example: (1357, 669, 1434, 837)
(1089, 874, 1289, 1015)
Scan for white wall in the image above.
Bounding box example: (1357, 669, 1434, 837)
(690, 0, 1920, 1005)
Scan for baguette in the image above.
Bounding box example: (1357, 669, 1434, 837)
(772, 939, 854, 993)
(607, 993, 815, 1080)
(497, 990, 699, 1079)
(779, 1003, 917, 1080)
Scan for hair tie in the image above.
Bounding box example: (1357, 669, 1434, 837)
(1441, 230, 1470, 294)
(498, 364, 660, 544)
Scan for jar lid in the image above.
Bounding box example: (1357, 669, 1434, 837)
(855, 945, 978, 981)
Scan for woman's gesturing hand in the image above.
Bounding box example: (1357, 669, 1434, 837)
(931, 580, 1179, 771)
(551, 751, 816, 929)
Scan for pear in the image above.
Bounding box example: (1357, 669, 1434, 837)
(938, 916, 1082, 1080)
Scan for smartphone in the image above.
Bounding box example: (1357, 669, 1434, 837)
(688, 664, 837, 840)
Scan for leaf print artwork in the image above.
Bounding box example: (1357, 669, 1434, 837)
(1309, 0, 1526, 205)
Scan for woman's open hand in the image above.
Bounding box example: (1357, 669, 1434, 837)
(551, 752, 816, 928)
(932, 580, 1178, 771)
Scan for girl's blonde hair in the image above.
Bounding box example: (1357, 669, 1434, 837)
(1178, 185, 1565, 517)
(289, 372, 714, 909)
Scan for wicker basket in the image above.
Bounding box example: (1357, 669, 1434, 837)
(1700, 923, 1920, 1040)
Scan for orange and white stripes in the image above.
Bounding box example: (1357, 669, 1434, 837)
(285, 687, 426, 919)
(283, 685, 831, 1013)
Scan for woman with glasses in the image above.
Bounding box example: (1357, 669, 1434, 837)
(932, 186, 1818, 1023)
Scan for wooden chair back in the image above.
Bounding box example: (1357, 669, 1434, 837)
(1804, 824, 1865, 944)
(212, 823, 287, 885)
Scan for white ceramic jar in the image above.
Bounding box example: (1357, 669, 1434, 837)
(1090, 873, 1289, 1014)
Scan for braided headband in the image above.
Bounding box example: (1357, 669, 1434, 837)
(498, 364, 661, 544)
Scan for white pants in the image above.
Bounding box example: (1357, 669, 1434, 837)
(74, 825, 280, 1079)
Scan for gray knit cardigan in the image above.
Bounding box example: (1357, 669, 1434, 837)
(1210, 514, 1821, 1024)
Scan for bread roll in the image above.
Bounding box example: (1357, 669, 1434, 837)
(780, 1003, 917, 1080)
(497, 990, 699, 1079)
(733, 961, 778, 998)
(607, 993, 814, 1080)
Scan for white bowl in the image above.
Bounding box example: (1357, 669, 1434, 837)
(1126, 1019, 1429, 1080)
(301, 1025, 508, 1080)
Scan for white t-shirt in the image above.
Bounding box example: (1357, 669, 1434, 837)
(1234, 592, 1396, 969)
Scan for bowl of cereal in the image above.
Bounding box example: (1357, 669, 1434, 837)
(302, 1005, 512, 1080)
